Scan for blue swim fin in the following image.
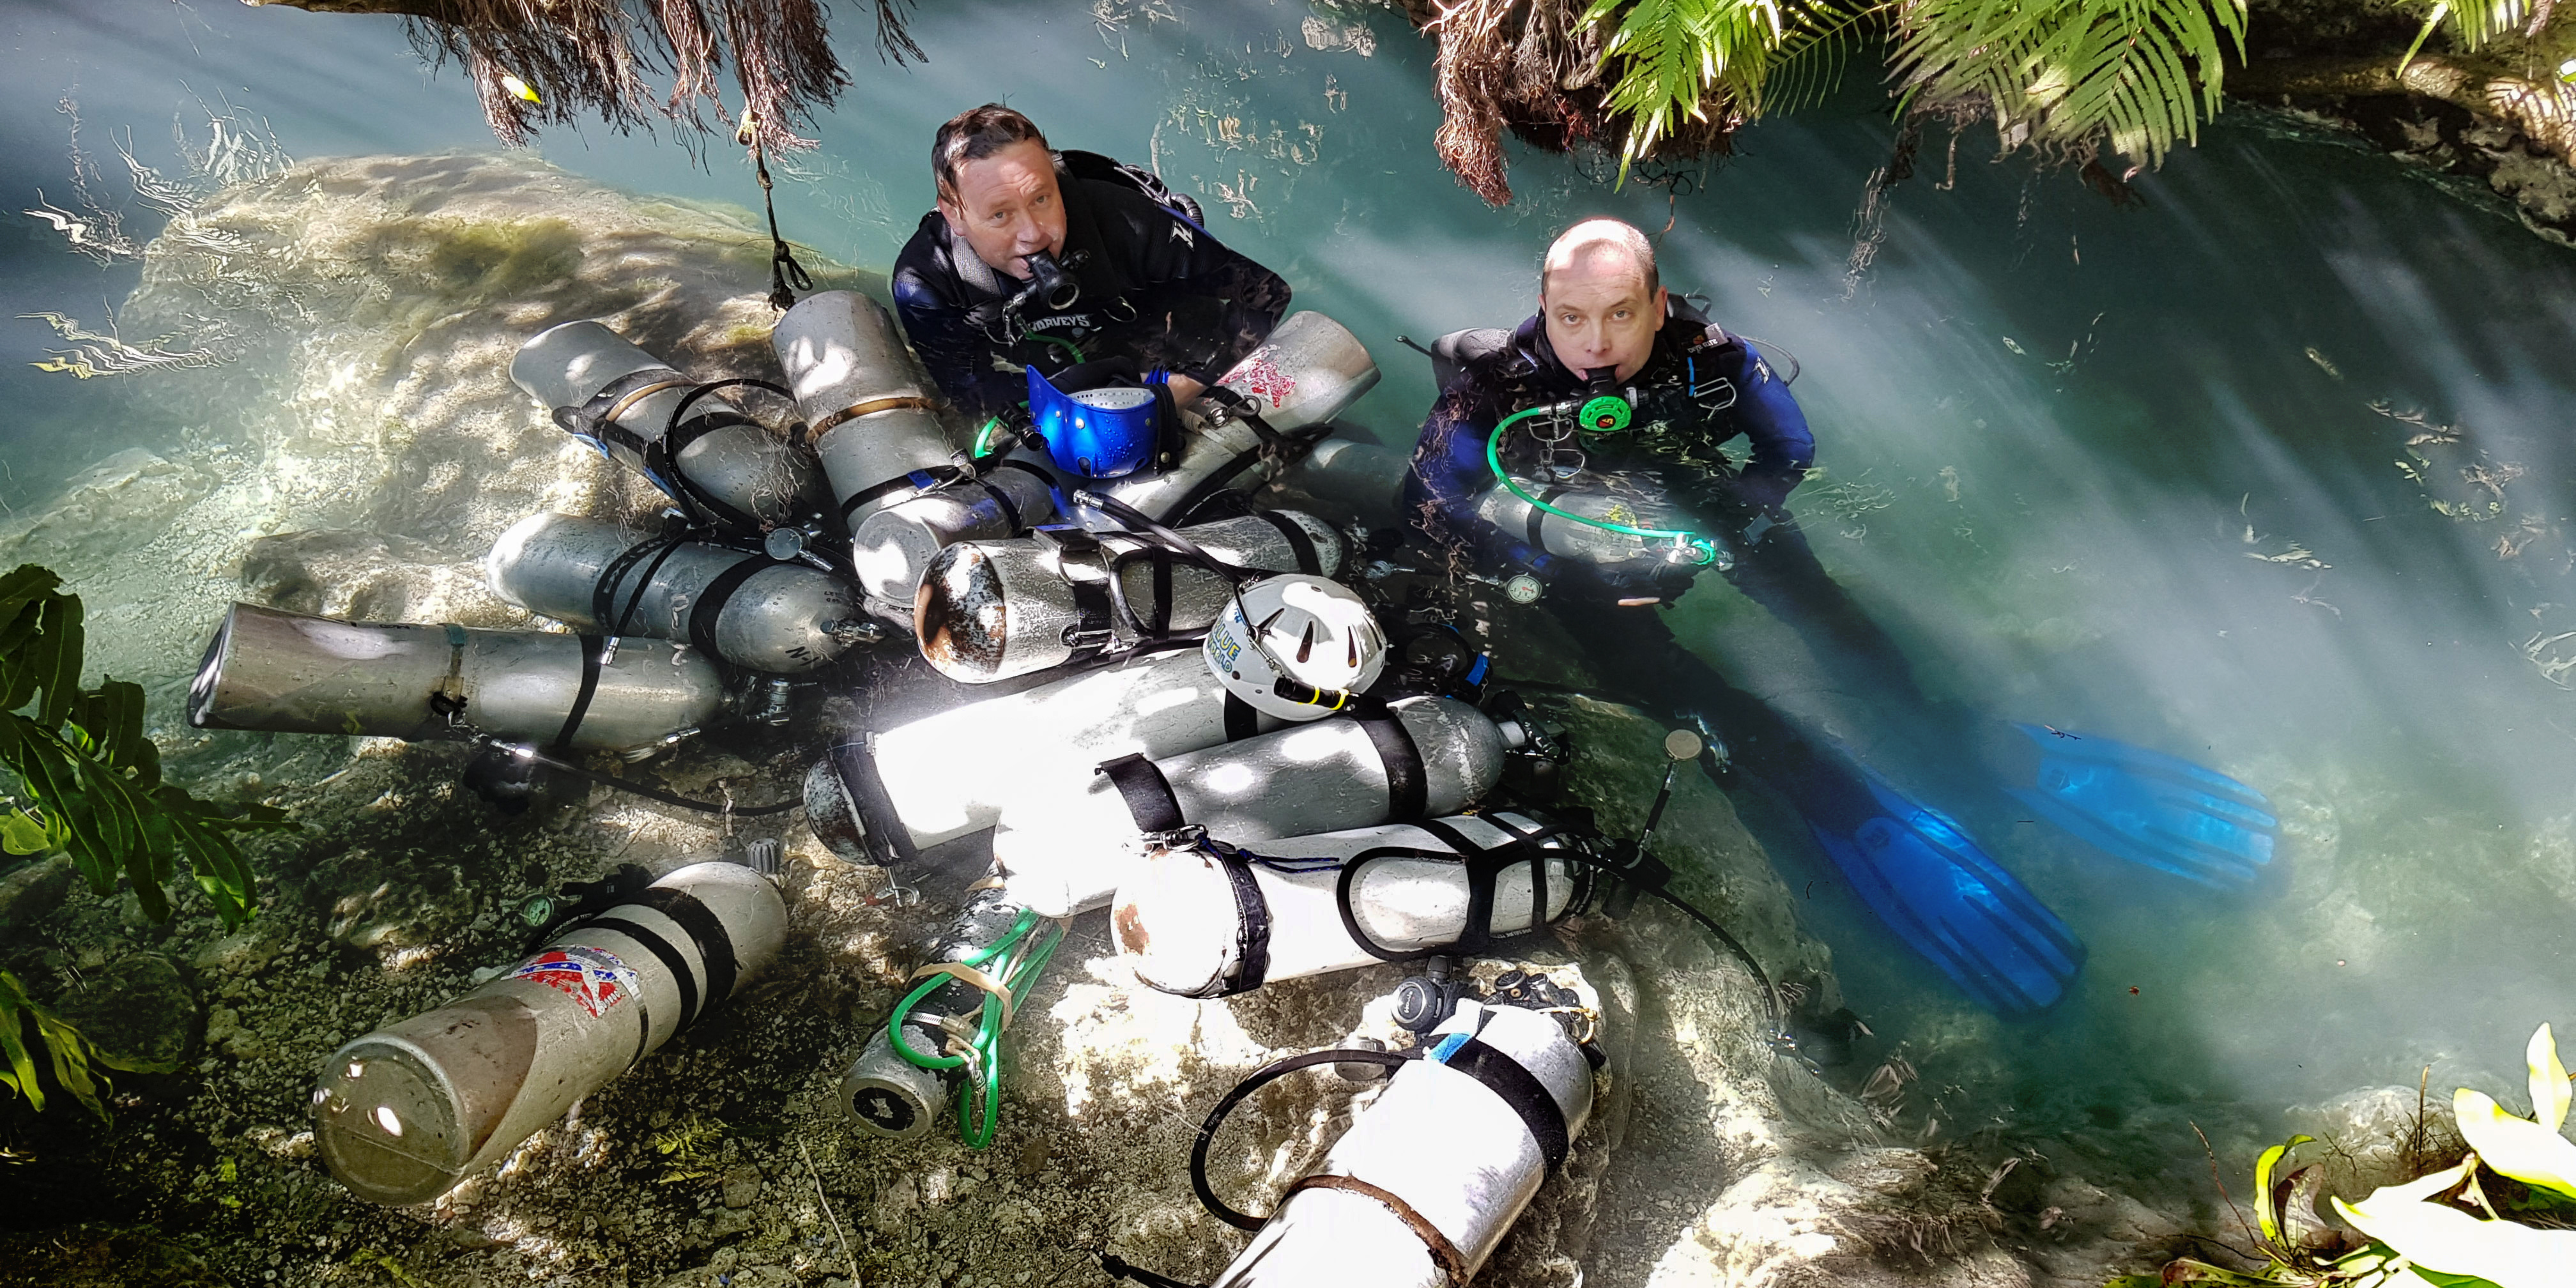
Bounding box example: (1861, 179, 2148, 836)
(1806, 767, 2085, 1015)
(1998, 724, 2277, 888)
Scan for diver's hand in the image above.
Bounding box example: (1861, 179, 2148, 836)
(1165, 374, 1206, 406)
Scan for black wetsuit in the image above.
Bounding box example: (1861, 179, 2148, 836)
(891, 155, 1292, 422)
(1401, 301, 1919, 833)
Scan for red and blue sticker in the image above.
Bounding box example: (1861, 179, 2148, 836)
(509, 946, 640, 1019)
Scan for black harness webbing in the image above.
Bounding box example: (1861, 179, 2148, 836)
(550, 633, 607, 751)
(1096, 753, 1186, 833)
(1246, 509, 1323, 575)
(592, 534, 692, 637)
(1220, 692, 1260, 741)
(1333, 815, 1576, 963)
(587, 915, 693, 1061)
(685, 555, 776, 663)
(1352, 702, 1427, 820)
(838, 465, 967, 525)
(634, 884, 740, 1025)
(1440, 1033, 1572, 1173)
(1045, 529, 1118, 660)
(1207, 847, 1272, 997)
(829, 733, 922, 871)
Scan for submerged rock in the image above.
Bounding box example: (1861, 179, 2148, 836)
(49, 954, 200, 1073)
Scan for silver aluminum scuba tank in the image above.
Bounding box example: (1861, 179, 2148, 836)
(847, 460, 1059, 610)
(187, 602, 725, 752)
(914, 510, 1342, 685)
(1114, 812, 1587, 999)
(510, 321, 825, 530)
(816, 648, 1287, 863)
(1102, 312, 1381, 521)
(312, 861, 785, 1205)
(771, 290, 963, 533)
(1276, 435, 1407, 514)
(485, 512, 864, 675)
(1472, 473, 1703, 575)
(836, 887, 1054, 1142)
(1204, 1000, 1595, 1287)
(991, 695, 1508, 918)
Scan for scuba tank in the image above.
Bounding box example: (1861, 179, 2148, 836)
(837, 886, 1060, 1145)
(847, 460, 1060, 612)
(1471, 474, 1706, 577)
(809, 648, 1288, 865)
(771, 290, 965, 533)
(1114, 811, 1588, 999)
(1197, 1000, 1596, 1288)
(312, 860, 785, 1205)
(991, 695, 1510, 918)
(1099, 312, 1381, 521)
(485, 513, 867, 675)
(186, 602, 726, 752)
(510, 321, 826, 531)
(1274, 435, 1407, 517)
(914, 510, 1342, 684)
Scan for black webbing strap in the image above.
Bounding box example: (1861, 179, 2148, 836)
(1096, 753, 1187, 834)
(646, 410, 768, 533)
(1528, 483, 1570, 550)
(838, 465, 966, 525)
(550, 632, 607, 751)
(1352, 701, 1427, 820)
(1440, 1033, 1572, 1173)
(1245, 508, 1323, 574)
(685, 556, 776, 663)
(1333, 816, 1572, 962)
(829, 733, 922, 871)
(633, 884, 740, 1029)
(1045, 529, 1117, 659)
(587, 915, 695, 1052)
(969, 475, 1025, 535)
(592, 534, 691, 636)
(565, 367, 691, 456)
(1221, 692, 1260, 741)
(1210, 847, 1272, 997)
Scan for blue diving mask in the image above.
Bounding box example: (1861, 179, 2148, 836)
(1026, 363, 1168, 479)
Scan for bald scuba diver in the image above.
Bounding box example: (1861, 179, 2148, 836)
(1404, 219, 2278, 1014)
(892, 104, 1292, 424)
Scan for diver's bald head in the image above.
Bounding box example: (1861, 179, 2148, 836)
(1541, 218, 1658, 302)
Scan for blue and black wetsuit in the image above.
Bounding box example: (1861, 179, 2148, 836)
(891, 155, 1292, 422)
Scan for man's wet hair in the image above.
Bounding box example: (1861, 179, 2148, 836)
(1541, 218, 1659, 300)
(934, 104, 1051, 199)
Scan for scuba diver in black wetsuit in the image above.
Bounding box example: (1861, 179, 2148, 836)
(1402, 219, 2277, 1015)
(891, 104, 1292, 423)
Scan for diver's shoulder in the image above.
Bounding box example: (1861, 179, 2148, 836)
(891, 214, 958, 306)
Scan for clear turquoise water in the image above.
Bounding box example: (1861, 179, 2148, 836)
(9, 0, 2576, 1196)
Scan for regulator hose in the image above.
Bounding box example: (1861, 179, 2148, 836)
(1483, 404, 1724, 567)
(886, 908, 1066, 1149)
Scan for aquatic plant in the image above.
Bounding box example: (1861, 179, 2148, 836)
(0, 969, 146, 1123)
(2116, 1023, 2576, 1288)
(0, 565, 290, 926)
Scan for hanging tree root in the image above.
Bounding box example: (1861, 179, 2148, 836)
(239, 0, 921, 153)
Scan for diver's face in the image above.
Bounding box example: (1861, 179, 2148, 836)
(938, 139, 1067, 282)
(1541, 261, 1665, 382)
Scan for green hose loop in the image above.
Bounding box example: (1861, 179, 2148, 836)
(972, 416, 1004, 459)
(1029, 332, 1086, 364)
(1484, 405, 1721, 567)
(884, 909, 1066, 1149)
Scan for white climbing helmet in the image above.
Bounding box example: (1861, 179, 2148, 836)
(1202, 574, 1388, 721)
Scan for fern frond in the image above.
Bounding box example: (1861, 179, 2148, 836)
(1892, 0, 2248, 168)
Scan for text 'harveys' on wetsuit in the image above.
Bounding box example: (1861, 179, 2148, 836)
(890, 150, 1294, 422)
(1402, 297, 1813, 600)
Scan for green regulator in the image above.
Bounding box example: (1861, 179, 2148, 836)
(1483, 370, 1726, 569)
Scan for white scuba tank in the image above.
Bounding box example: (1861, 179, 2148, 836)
(991, 695, 1509, 918)
(1208, 1001, 1595, 1288)
(485, 512, 863, 674)
(771, 290, 964, 531)
(847, 460, 1060, 612)
(1472, 471, 1704, 575)
(913, 510, 1342, 684)
(811, 648, 1287, 860)
(312, 862, 786, 1205)
(510, 320, 825, 529)
(1102, 312, 1380, 520)
(1114, 812, 1586, 999)
(186, 603, 726, 752)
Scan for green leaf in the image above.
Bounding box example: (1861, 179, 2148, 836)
(2335, 1162, 2576, 1288)
(2454, 1088, 2576, 1200)
(2527, 1023, 2568, 1135)
(0, 809, 47, 856)
(2255, 1133, 2315, 1246)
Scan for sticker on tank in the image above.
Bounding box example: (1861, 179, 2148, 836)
(510, 946, 641, 1018)
(1229, 355, 1296, 409)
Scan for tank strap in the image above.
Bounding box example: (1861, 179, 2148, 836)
(1245, 509, 1321, 575)
(686, 555, 777, 663)
(1277, 1174, 1469, 1287)
(1043, 529, 1118, 659)
(1096, 752, 1186, 834)
(1199, 845, 1273, 998)
(839, 465, 966, 526)
(831, 733, 923, 871)
(551, 633, 608, 751)
(1436, 1031, 1572, 1173)
(1221, 692, 1260, 740)
(1333, 818, 1578, 963)
(963, 467, 1034, 534)
(1352, 702, 1427, 820)
(587, 915, 695, 1057)
(634, 884, 740, 1029)
(594, 534, 693, 636)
